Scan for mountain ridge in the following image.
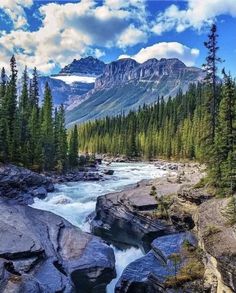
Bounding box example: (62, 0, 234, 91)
(65, 57, 204, 126)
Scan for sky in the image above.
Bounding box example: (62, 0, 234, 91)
(0, 0, 236, 76)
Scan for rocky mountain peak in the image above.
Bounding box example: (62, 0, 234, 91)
(95, 57, 191, 90)
(59, 56, 106, 76)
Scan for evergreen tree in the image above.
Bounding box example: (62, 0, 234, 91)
(54, 105, 68, 171)
(203, 23, 222, 140)
(7, 56, 18, 161)
(19, 66, 30, 165)
(216, 72, 236, 193)
(0, 67, 7, 161)
(69, 125, 78, 167)
(41, 82, 55, 170)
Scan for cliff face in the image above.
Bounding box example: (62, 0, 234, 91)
(196, 198, 236, 293)
(94, 58, 190, 90)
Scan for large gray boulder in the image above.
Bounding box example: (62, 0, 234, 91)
(91, 186, 176, 251)
(115, 233, 195, 293)
(0, 200, 116, 292)
(0, 164, 54, 204)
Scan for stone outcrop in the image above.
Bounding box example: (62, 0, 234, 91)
(115, 233, 196, 293)
(197, 198, 236, 293)
(0, 164, 54, 204)
(0, 199, 116, 292)
(91, 181, 178, 251)
(91, 166, 203, 251)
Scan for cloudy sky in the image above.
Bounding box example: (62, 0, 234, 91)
(0, 0, 236, 75)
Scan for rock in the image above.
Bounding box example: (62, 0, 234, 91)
(91, 190, 176, 251)
(0, 200, 116, 292)
(197, 198, 236, 292)
(178, 185, 213, 205)
(49, 170, 102, 183)
(103, 169, 114, 175)
(32, 187, 47, 199)
(115, 233, 196, 293)
(0, 164, 54, 204)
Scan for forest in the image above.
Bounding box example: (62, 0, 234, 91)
(79, 25, 236, 195)
(0, 56, 79, 172)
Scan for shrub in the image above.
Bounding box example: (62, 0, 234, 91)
(221, 196, 236, 226)
(204, 225, 221, 237)
(150, 185, 157, 196)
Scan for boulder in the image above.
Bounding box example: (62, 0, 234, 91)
(115, 233, 195, 293)
(103, 170, 114, 175)
(0, 164, 54, 204)
(0, 200, 116, 292)
(91, 189, 176, 251)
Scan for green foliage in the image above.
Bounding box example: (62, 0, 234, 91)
(0, 56, 78, 172)
(68, 125, 79, 167)
(149, 185, 157, 196)
(221, 197, 236, 226)
(153, 195, 173, 220)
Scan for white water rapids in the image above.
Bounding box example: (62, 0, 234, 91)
(32, 162, 167, 292)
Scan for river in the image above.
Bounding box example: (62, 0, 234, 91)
(32, 162, 167, 292)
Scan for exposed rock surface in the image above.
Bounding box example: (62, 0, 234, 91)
(59, 56, 105, 76)
(197, 198, 236, 292)
(115, 233, 196, 293)
(92, 186, 176, 251)
(91, 163, 203, 250)
(0, 200, 116, 292)
(0, 164, 54, 204)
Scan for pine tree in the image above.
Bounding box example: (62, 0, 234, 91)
(203, 24, 222, 140)
(19, 66, 30, 165)
(7, 56, 18, 161)
(0, 67, 7, 161)
(54, 105, 68, 172)
(69, 125, 78, 167)
(29, 67, 39, 109)
(216, 72, 236, 193)
(41, 82, 55, 170)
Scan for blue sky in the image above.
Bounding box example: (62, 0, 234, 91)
(0, 0, 235, 76)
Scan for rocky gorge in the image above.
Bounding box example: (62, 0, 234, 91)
(91, 162, 236, 292)
(1, 161, 236, 292)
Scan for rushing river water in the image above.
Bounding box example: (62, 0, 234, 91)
(32, 162, 167, 292)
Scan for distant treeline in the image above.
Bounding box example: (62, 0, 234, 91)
(0, 56, 79, 172)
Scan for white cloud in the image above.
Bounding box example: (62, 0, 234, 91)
(0, 0, 148, 74)
(0, 0, 33, 29)
(117, 25, 147, 48)
(119, 42, 200, 66)
(152, 0, 236, 35)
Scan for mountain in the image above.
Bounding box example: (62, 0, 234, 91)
(38, 56, 105, 107)
(59, 56, 106, 76)
(66, 58, 204, 126)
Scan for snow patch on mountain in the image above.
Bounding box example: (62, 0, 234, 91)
(51, 75, 96, 85)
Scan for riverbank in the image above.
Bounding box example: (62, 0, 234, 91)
(91, 161, 204, 250)
(91, 161, 236, 292)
